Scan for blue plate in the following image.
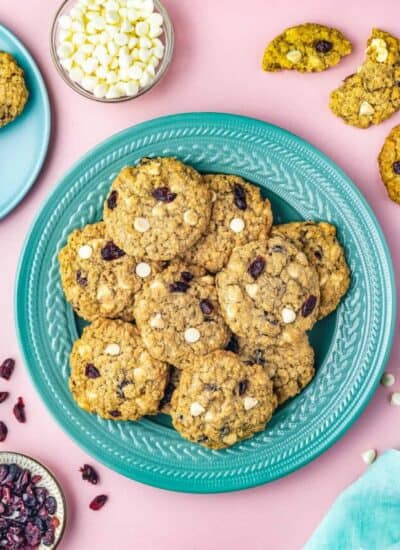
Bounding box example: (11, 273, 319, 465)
(0, 24, 50, 219)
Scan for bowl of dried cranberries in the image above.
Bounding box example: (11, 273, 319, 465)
(0, 452, 66, 548)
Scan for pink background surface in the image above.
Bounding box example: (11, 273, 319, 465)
(0, 1, 399, 548)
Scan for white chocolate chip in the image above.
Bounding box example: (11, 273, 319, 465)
(369, 38, 388, 62)
(184, 327, 200, 343)
(150, 280, 164, 290)
(149, 313, 164, 329)
(104, 343, 120, 356)
(78, 244, 93, 259)
(281, 307, 296, 324)
(210, 191, 217, 202)
(96, 285, 113, 301)
(286, 49, 302, 63)
(361, 449, 377, 465)
(245, 284, 259, 298)
(381, 372, 395, 387)
(86, 390, 98, 400)
(287, 263, 300, 278)
(134, 217, 150, 232)
(183, 210, 198, 226)
(226, 304, 238, 319)
(243, 397, 258, 411)
(391, 392, 400, 406)
(359, 101, 374, 116)
(222, 433, 237, 446)
(204, 411, 215, 422)
(190, 402, 205, 416)
(135, 262, 151, 278)
(133, 367, 146, 381)
(230, 217, 245, 233)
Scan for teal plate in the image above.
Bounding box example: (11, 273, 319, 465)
(15, 113, 396, 493)
(0, 24, 50, 219)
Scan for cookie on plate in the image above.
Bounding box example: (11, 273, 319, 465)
(159, 365, 181, 414)
(171, 350, 277, 449)
(182, 174, 273, 273)
(58, 222, 160, 321)
(103, 157, 212, 261)
(69, 319, 169, 420)
(378, 124, 400, 204)
(262, 23, 351, 73)
(216, 236, 320, 347)
(133, 262, 230, 369)
(272, 222, 350, 318)
(0, 52, 28, 128)
(236, 333, 315, 405)
(330, 29, 400, 128)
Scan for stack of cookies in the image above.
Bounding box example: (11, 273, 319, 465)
(58, 157, 350, 450)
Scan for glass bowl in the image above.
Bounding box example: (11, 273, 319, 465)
(50, 0, 174, 102)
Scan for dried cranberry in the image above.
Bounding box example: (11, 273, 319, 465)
(50, 516, 60, 528)
(80, 464, 99, 485)
(34, 487, 48, 506)
(22, 493, 37, 509)
(314, 39, 333, 53)
(393, 161, 400, 174)
(152, 186, 177, 203)
(301, 295, 317, 317)
(42, 527, 55, 546)
(107, 190, 118, 210)
(180, 271, 193, 282)
(89, 494, 108, 511)
(101, 241, 125, 261)
(225, 334, 240, 354)
(0, 465, 9, 483)
(0, 392, 9, 404)
(13, 397, 26, 423)
(314, 250, 322, 260)
(5, 464, 20, 484)
(200, 299, 214, 315)
(0, 358, 15, 380)
(85, 364, 100, 378)
(233, 183, 247, 210)
(169, 281, 189, 292)
(31, 475, 42, 485)
(25, 521, 41, 546)
(0, 422, 8, 442)
(44, 496, 57, 515)
(76, 270, 88, 287)
(238, 379, 248, 395)
(248, 256, 265, 279)
(109, 410, 121, 417)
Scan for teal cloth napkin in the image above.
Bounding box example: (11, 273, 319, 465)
(305, 449, 400, 550)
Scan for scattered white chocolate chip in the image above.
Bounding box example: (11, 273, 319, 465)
(184, 327, 200, 343)
(381, 372, 395, 387)
(243, 397, 258, 411)
(281, 307, 296, 324)
(150, 280, 164, 290)
(369, 38, 388, 62)
(149, 313, 164, 329)
(183, 210, 198, 226)
(104, 343, 120, 356)
(245, 283, 259, 298)
(391, 392, 400, 406)
(190, 402, 205, 416)
(204, 411, 214, 422)
(78, 244, 93, 259)
(359, 101, 374, 116)
(134, 217, 150, 232)
(286, 49, 302, 63)
(230, 217, 245, 233)
(135, 262, 151, 278)
(361, 449, 377, 465)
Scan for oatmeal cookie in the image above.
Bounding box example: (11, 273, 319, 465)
(182, 174, 273, 273)
(133, 262, 230, 369)
(103, 157, 211, 261)
(0, 52, 28, 128)
(58, 222, 159, 321)
(272, 222, 350, 318)
(69, 319, 169, 420)
(216, 237, 320, 347)
(330, 29, 400, 128)
(171, 350, 277, 449)
(262, 23, 351, 73)
(378, 124, 400, 204)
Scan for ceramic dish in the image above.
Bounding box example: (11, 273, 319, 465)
(0, 24, 51, 219)
(0, 452, 66, 548)
(15, 113, 396, 493)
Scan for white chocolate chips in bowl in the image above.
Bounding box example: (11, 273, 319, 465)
(51, 0, 174, 102)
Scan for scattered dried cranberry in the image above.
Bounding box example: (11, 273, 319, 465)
(85, 364, 100, 378)
(76, 270, 88, 287)
(0, 422, 7, 442)
(393, 161, 400, 174)
(301, 295, 317, 317)
(238, 379, 248, 395)
(31, 474, 42, 485)
(0, 392, 9, 403)
(248, 256, 266, 279)
(152, 186, 177, 203)
(13, 397, 26, 423)
(42, 527, 55, 546)
(109, 410, 121, 417)
(225, 334, 240, 354)
(101, 241, 125, 261)
(107, 190, 118, 210)
(80, 464, 99, 485)
(200, 299, 214, 315)
(180, 271, 193, 282)
(314, 39, 333, 53)
(0, 358, 15, 380)
(233, 183, 247, 210)
(44, 496, 57, 515)
(89, 494, 108, 511)
(169, 281, 190, 292)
